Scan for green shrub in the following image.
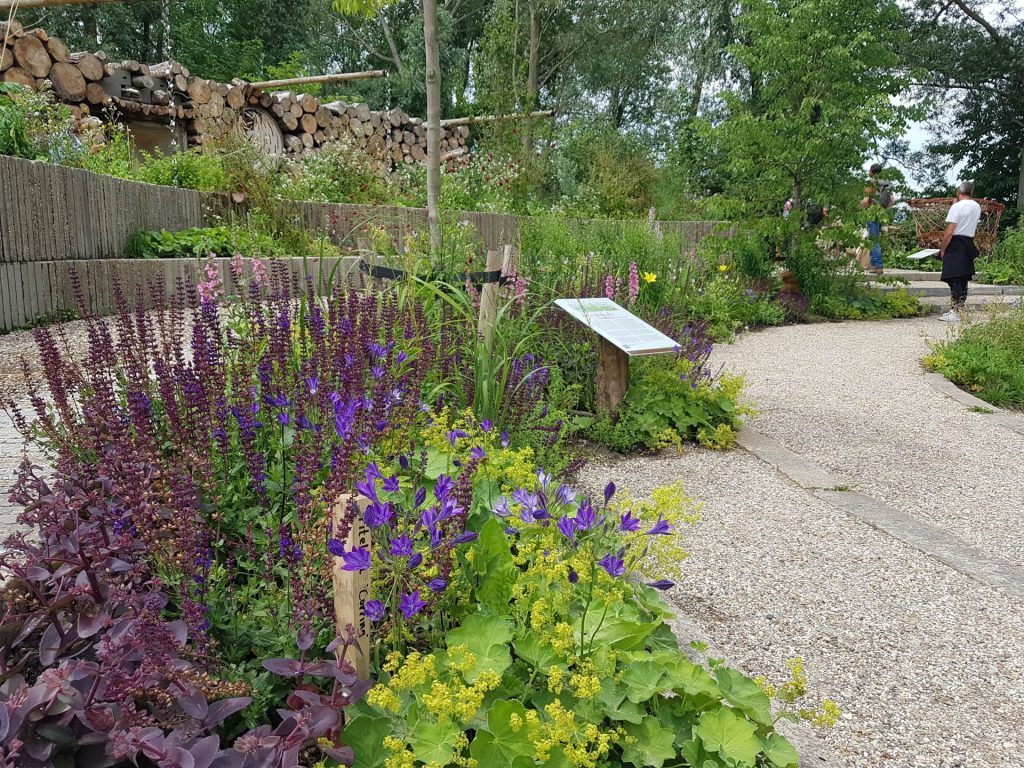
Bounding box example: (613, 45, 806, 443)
(123, 225, 311, 259)
(281, 141, 398, 205)
(0, 83, 78, 161)
(589, 356, 750, 452)
(925, 308, 1024, 408)
(135, 148, 227, 191)
(975, 227, 1024, 285)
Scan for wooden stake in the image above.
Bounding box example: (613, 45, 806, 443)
(440, 110, 555, 128)
(477, 247, 504, 354)
(248, 71, 387, 89)
(332, 495, 371, 679)
(595, 338, 629, 414)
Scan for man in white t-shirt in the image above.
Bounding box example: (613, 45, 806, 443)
(936, 181, 982, 323)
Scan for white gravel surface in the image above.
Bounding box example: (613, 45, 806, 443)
(713, 317, 1024, 569)
(579, 446, 1024, 768)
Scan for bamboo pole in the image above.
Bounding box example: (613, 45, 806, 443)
(0, 0, 132, 8)
(248, 71, 387, 89)
(440, 110, 555, 128)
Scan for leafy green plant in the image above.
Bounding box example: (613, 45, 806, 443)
(925, 307, 1024, 408)
(346, 473, 835, 768)
(589, 355, 750, 452)
(975, 227, 1024, 286)
(134, 148, 227, 191)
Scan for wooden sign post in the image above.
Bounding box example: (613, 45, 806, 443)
(476, 247, 505, 354)
(332, 495, 371, 679)
(554, 298, 680, 415)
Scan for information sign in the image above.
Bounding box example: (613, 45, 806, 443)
(554, 298, 679, 355)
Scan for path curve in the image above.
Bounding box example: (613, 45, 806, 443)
(580, 316, 1024, 768)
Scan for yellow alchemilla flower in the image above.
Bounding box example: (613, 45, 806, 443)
(642, 272, 657, 283)
(367, 685, 401, 713)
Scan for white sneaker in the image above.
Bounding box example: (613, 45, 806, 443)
(937, 310, 961, 323)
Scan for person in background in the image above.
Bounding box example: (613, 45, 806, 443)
(937, 180, 982, 323)
(860, 163, 894, 275)
(782, 197, 794, 219)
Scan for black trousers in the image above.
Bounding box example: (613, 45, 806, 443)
(944, 277, 969, 309)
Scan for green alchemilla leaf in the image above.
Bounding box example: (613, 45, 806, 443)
(621, 717, 678, 768)
(621, 658, 668, 703)
(343, 715, 391, 768)
(715, 667, 773, 726)
(514, 631, 561, 669)
(446, 614, 513, 682)
(761, 733, 800, 768)
(411, 719, 462, 765)
(597, 678, 645, 724)
(469, 700, 536, 768)
(694, 708, 762, 767)
(668, 658, 723, 701)
(578, 611, 659, 651)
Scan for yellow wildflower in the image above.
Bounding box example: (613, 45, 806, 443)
(718, 263, 730, 272)
(642, 272, 657, 283)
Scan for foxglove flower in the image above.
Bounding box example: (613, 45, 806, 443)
(574, 500, 597, 531)
(366, 600, 386, 622)
(555, 484, 575, 506)
(646, 580, 675, 591)
(604, 482, 616, 504)
(400, 590, 427, 618)
(364, 501, 394, 528)
(644, 516, 673, 536)
(340, 547, 372, 572)
(356, 478, 379, 502)
(619, 511, 642, 532)
(390, 534, 414, 557)
(598, 554, 626, 578)
(435, 474, 454, 500)
(446, 429, 470, 446)
(493, 497, 512, 518)
(327, 539, 346, 557)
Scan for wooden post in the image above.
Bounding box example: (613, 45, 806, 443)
(248, 71, 387, 89)
(595, 338, 629, 414)
(332, 495, 371, 679)
(477, 247, 504, 354)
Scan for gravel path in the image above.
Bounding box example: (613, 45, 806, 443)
(713, 317, 1024, 569)
(579, 447, 1024, 768)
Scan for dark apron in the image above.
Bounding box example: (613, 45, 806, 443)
(941, 235, 979, 281)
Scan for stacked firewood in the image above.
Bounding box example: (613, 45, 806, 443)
(1, 20, 470, 165)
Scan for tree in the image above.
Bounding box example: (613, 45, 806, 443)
(905, 2, 1024, 211)
(710, 0, 914, 215)
(336, 0, 442, 251)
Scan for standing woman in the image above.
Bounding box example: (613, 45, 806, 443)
(937, 181, 982, 323)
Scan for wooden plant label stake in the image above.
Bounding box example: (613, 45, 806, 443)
(332, 494, 371, 679)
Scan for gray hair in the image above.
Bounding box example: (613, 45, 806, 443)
(957, 180, 975, 196)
